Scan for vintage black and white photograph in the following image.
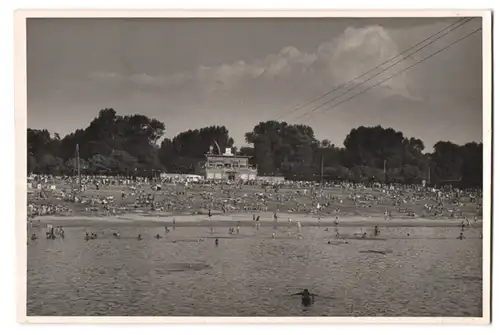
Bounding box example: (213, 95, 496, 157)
(18, 10, 491, 321)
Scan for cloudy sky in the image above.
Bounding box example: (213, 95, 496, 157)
(27, 17, 483, 151)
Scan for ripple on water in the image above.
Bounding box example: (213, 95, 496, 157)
(27, 225, 483, 317)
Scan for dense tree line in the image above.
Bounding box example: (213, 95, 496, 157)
(27, 109, 483, 188)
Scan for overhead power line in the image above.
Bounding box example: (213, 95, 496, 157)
(274, 17, 471, 122)
(291, 18, 474, 123)
(300, 27, 482, 123)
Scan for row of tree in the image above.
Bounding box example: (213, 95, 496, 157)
(27, 109, 483, 188)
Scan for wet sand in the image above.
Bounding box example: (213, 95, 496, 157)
(33, 212, 482, 228)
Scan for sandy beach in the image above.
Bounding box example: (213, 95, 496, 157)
(33, 211, 482, 228)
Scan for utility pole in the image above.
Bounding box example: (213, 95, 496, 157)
(76, 144, 81, 192)
(383, 159, 387, 184)
(320, 154, 324, 187)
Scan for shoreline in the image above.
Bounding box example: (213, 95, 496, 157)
(31, 212, 482, 228)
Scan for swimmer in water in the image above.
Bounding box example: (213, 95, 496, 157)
(137, 234, 142, 241)
(291, 289, 316, 307)
(155, 234, 161, 239)
(215, 238, 219, 246)
(272, 232, 276, 239)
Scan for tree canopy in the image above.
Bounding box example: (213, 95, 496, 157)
(27, 109, 483, 188)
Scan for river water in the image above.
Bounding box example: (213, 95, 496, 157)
(27, 225, 483, 317)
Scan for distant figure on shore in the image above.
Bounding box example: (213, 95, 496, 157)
(291, 289, 316, 307)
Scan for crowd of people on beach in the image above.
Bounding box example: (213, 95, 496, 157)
(27, 173, 482, 242)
